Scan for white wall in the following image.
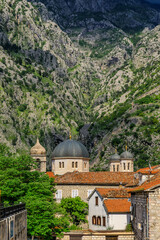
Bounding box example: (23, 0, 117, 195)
(89, 191, 108, 231)
(109, 213, 130, 230)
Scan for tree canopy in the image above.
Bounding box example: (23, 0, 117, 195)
(60, 197, 88, 227)
(0, 144, 69, 239)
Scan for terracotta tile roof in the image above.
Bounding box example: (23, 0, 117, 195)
(96, 188, 131, 198)
(104, 199, 131, 213)
(130, 171, 160, 192)
(46, 172, 55, 178)
(55, 171, 138, 186)
(136, 165, 160, 175)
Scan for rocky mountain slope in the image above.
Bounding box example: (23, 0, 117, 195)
(0, 0, 160, 170)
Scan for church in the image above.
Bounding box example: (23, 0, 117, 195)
(30, 137, 134, 175)
(30, 137, 137, 203)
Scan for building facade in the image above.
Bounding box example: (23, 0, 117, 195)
(0, 204, 27, 240)
(130, 170, 160, 240)
(88, 188, 131, 231)
(110, 148, 134, 173)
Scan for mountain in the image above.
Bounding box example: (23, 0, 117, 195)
(0, 0, 160, 170)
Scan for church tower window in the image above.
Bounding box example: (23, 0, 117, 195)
(59, 162, 62, 168)
(75, 162, 78, 168)
(128, 163, 130, 170)
(123, 163, 126, 170)
(62, 162, 64, 168)
(117, 165, 119, 172)
(113, 165, 115, 172)
(72, 162, 74, 168)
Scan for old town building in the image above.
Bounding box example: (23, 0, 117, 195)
(88, 188, 131, 231)
(130, 167, 160, 240)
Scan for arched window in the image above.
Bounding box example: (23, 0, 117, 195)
(123, 163, 126, 170)
(97, 216, 101, 226)
(92, 216, 96, 225)
(72, 162, 74, 168)
(128, 163, 130, 170)
(117, 165, 119, 172)
(113, 165, 115, 172)
(59, 162, 61, 168)
(36, 158, 41, 170)
(84, 162, 87, 168)
(62, 162, 64, 168)
(75, 162, 78, 168)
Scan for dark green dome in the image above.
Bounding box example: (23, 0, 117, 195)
(110, 153, 120, 161)
(52, 139, 89, 158)
(120, 151, 133, 159)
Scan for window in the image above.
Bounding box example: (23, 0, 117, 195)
(128, 163, 130, 170)
(87, 189, 93, 197)
(103, 217, 106, 226)
(97, 216, 101, 225)
(95, 196, 98, 206)
(59, 162, 61, 168)
(75, 162, 78, 168)
(113, 165, 115, 172)
(56, 190, 62, 199)
(72, 189, 78, 198)
(10, 220, 14, 238)
(84, 162, 87, 168)
(36, 159, 41, 170)
(72, 162, 74, 168)
(92, 216, 96, 225)
(62, 162, 64, 168)
(117, 165, 119, 172)
(123, 163, 126, 170)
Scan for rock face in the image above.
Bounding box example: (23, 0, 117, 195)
(33, 0, 160, 29)
(0, 0, 160, 169)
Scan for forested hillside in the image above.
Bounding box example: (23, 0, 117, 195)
(0, 0, 160, 170)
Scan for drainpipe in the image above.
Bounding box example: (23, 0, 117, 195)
(146, 196, 149, 240)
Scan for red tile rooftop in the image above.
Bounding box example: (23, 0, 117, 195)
(46, 172, 55, 178)
(130, 170, 160, 192)
(96, 188, 131, 198)
(54, 171, 138, 186)
(104, 199, 131, 213)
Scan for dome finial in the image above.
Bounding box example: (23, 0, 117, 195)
(125, 145, 128, 151)
(69, 128, 72, 140)
(115, 148, 117, 154)
(37, 138, 40, 144)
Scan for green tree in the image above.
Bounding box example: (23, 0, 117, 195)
(60, 197, 88, 227)
(0, 150, 69, 239)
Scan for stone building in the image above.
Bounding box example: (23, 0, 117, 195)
(49, 171, 139, 203)
(30, 138, 46, 172)
(129, 169, 160, 240)
(110, 147, 134, 173)
(0, 203, 27, 240)
(52, 138, 90, 175)
(88, 188, 131, 231)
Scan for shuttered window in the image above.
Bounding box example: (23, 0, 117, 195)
(72, 189, 78, 198)
(56, 190, 62, 199)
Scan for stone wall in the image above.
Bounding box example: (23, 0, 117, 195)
(56, 184, 121, 202)
(131, 192, 148, 240)
(0, 210, 27, 240)
(59, 232, 135, 240)
(149, 187, 160, 240)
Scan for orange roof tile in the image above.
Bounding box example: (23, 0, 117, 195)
(104, 199, 131, 213)
(46, 172, 55, 178)
(136, 165, 160, 175)
(55, 171, 138, 186)
(96, 188, 131, 198)
(130, 170, 160, 192)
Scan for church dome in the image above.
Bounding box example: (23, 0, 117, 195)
(110, 153, 120, 161)
(30, 138, 46, 155)
(120, 151, 133, 159)
(52, 139, 89, 158)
